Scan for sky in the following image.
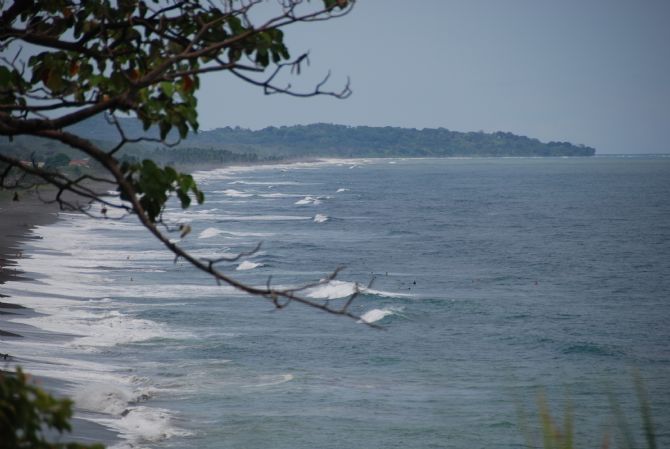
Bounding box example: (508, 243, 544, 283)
(199, 0, 670, 154)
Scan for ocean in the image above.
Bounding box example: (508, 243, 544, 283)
(2, 156, 669, 449)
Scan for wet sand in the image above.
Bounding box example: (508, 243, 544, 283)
(0, 192, 60, 285)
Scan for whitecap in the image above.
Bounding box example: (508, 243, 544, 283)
(221, 189, 253, 198)
(295, 196, 322, 206)
(336, 188, 349, 193)
(305, 280, 412, 300)
(236, 261, 263, 271)
(258, 192, 302, 198)
(313, 214, 329, 223)
(358, 306, 405, 324)
(198, 227, 223, 239)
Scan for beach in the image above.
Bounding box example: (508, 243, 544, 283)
(0, 192, 59, 338)
(0, 191, 119, 447)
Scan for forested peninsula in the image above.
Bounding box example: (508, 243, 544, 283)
(182, 123, 596, 158)
(3, 118, 595, 170)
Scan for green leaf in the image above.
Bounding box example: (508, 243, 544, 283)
(0, 67, 13, 87)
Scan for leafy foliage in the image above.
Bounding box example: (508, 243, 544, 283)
(120, 159, 204, 222)
(1, 0, 353, 223)
(1, 0, 350, 137)
(0, 368, 104, 449)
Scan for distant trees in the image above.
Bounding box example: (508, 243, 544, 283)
(165, 123, 596, 158)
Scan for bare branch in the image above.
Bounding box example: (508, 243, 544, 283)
(203, 241, 263, 267)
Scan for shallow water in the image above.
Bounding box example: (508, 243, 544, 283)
(2, 156, 669, 449)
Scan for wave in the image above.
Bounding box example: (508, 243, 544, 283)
(313, 214, 329, 223)
(101, 406, 192, 447)
(199, 227, 274, 239)
(73, 381, 153, 415)
(5, 208, 198, 447)
(217, 214, 312, 222)
(236, 261, 263, 271)
(7, 352, 187, 447)
(198, 227, 223, 239)
(241, 373, 294, 388)
(295, 196, 322, 206)
(9, 307, 179, 351)
(193, 158, 373, 183)
(258, 192, 303, 198)
(358, 306, 405, 324)
(229, 180, 306, 186)
(221, 189, 253, 198)
(336, 188, 349, 193)
(305, 280, 412, 300)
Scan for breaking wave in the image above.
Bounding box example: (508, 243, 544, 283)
(295, 196, 322, 206)
(358, 306, 406, 324)
(305, 280, 412, 300)
(237, 261, 263, 271)
(199, 227, 223, 239)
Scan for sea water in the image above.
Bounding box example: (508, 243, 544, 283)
(1, 157, 669, 449)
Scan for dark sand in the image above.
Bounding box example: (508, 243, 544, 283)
(0, 192, 120, 447)
(0, 192, 60, 285)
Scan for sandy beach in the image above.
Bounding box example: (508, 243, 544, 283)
(0, 192, 60, 339)
(0, 192, 60, 285)
(0, 191, 119, 447)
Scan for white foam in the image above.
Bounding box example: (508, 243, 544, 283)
(236, 261, 263, 271)
(229, 180, 305, 186)
(99, 406, 192, 445)
(358, 306, 405, 324)
(305, 280, 359, 299)
(336, 188, 349, 193)
(74, 383, 137, 415)
(258, 192, 302, 198)
(295, 196, 322, 206)
(198, 227, 223, 239)
(8, 308, 177, 351)
(193, 158, 372, 183)
(221, 189, 253, 198)
(221, 230, 274, 237)
(242, 373, 294, 388)
(5, 205, 201, 447)
(313, 214, 329, 223)
(217, 214, 312, 222)
(305, 280, 413, 300)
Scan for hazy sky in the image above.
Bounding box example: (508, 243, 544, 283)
(197, 0, 670, 154)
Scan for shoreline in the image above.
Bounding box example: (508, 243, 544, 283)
(0, 191, 120, 447)
(0, 191, 60, 287)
